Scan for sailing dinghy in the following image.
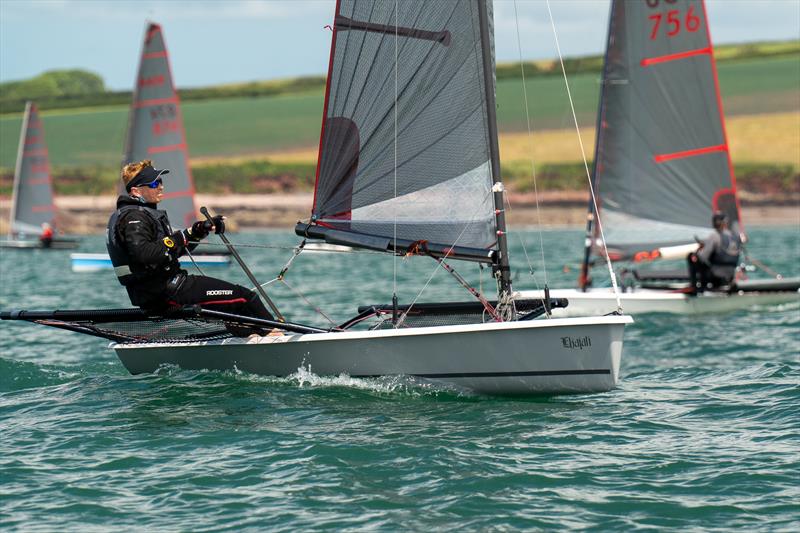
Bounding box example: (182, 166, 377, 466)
(1, 102, 79, 250)
(521, 0, 799, 316)
(3, 1, 631, 395)
(69, 22, 230, 271)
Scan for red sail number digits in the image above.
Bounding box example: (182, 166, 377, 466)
(647, 0, 701, 40)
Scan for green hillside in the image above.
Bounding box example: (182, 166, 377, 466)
(1, 55, 798, 170)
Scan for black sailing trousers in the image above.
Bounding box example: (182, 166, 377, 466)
(687, 253, 727, 293)
(166, 274, 273, 321)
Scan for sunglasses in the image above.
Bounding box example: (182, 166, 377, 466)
(142, 177, 163, 189)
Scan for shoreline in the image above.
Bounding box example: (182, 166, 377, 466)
(0, 193, 797, 235)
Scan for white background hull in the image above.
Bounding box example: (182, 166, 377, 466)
(519, 288, 800, 317)
(115, 316, 631, 395)
(0, 239, 79, 250)
(70, 252, 231, 272)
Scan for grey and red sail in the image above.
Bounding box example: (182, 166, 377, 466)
(123, 22, 197, 229)
(586, 0, 743, 266)
(298, 0, 508, 274)
(9, 102, 56, 236)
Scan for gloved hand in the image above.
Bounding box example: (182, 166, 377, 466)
(188, 220, 211, 241)
(164, 230, 189, 256)
(210, 215, 225, 235)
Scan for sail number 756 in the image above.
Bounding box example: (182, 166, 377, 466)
(649, 6, 701, 40)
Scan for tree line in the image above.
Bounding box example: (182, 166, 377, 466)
(1, 39, 797, 115)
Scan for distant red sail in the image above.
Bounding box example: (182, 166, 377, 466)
(10, 102, 56, 236)
(589, 0, 743, 260)
(123, 22, 197, 229)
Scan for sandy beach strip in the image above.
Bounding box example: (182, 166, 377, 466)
(0, 193, 797, 234)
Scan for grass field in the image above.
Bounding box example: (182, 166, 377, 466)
(497, 112, 800, 167)
(1, 56, 798, 170)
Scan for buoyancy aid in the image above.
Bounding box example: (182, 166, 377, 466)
(106, 197, 180, 287)
(710, 229, 741, 267)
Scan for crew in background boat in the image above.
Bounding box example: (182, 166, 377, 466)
(687, 212, 742, 294)
(107, 160, 273, 321)
(39, 223, 54, 248)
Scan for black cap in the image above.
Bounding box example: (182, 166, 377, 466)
(125, 165, 170, 192)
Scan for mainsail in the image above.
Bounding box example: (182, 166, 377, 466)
(298, 0, 509, 278)
(588, 0, 743, 262)
(9, 102, 56, 236)
(123, 22, 197, 229)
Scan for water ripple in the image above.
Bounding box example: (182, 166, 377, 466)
(1, 228, 798, 530)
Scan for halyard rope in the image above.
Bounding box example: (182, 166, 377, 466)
(511, 0, 550, 315)
(546, 0, 622, 312)
(393, 0, 399, 321)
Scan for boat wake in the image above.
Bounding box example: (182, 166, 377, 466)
(285, 364, 472, 397)
(150, 361, 473, 398)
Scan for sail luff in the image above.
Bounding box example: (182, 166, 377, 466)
(580, 0, 618, 290)
(699, 0, 745, 240)
(311, 0, 344, 217)
(477, 0, 510, 295)
(9, 102, 31, 238)
(121, 21, 149, 179)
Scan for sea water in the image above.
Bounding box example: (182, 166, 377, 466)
(1, 227, 798, 530)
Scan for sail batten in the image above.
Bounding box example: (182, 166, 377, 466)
(590, 0, 743, 261)
(304, 0, 499, 254)
(335, 15, 451, 46)
(123, 22, 197, 229)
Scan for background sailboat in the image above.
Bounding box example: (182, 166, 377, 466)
(1, 102, 79, 250)
(521, 0, 799, 315)
(69, 22, 229, 271)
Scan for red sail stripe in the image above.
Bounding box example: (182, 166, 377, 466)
(641, 46, 711, 67)
(133, 96, 178, 108)
(148, 143, 187, 154)
(23, 148, 48, 157)
(143, 51, 168, 60)
(27, 178, 51, 185)
(654, 144, 727, 163)
(145, 24, 161, 44)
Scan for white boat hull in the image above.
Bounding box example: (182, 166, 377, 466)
(519, 288, 800, 317)
(0, 239, 80, 250)
(70, 252, 231, 272)
(114, 316, 632, 395)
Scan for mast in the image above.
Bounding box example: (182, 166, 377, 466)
(9, 102, 32, 238)
(477, 0, 511, 296)
(579, 0, 616, 291)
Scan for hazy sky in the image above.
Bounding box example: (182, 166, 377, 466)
(1, 0, 799, 90)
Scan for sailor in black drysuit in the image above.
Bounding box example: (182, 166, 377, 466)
(687, 212, 742, 294)
(107, 160, 272, 323)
